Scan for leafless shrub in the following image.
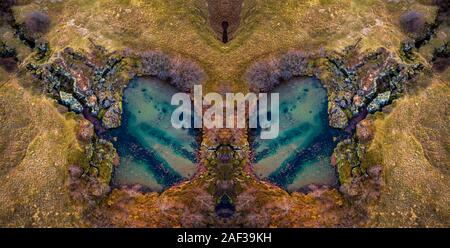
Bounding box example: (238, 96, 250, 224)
(0, 0, 16, 10)
(0, 57, 17, 72)
(25, 11, 51, 35)
(169, 56, 204, 92)
(279, 51, 309, 81)
(140, 51, 171, 80)
(399, 11, 426, 34)
(246, 58, 281, 92)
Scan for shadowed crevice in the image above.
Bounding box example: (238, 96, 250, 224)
(207, 0, 243, 43)
(222, 21, 229, 43)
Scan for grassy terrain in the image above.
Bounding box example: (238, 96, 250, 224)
(0, 78, 84, 227)
(12, 0, 437, 91)
(365, 71, 449, 227)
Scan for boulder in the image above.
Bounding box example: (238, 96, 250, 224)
(97, 90, 115, 109)
(352, 94, 364, 108)
(72, 70, 91, 98)
(367, 91, 390, 113)
(356, 119, 374, 142)
(77, 119, 94, 141)
(329, 103, 348, 129)
(59, 91, 83, 113)
(102, 102, 121, 129)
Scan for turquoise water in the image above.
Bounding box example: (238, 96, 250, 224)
(109, 77, 198, 191)
(251, 77, 339, 191)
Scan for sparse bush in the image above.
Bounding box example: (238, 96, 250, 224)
(140, 51, 171, 80)
(279, 51, 309, 81)
(246, 58, 281, 92)
(0, 0, 16, 10)
(399, 11, 426, 34)
(434, 0, 449, 23)
(0, 57, 18, 72)
(432, 57, 449, 72)
(25, 11, 51, 35)
(135, 51, 204, 92)
(433, 0, 449, 11)
(169, 57, 204, 92)
(0, 0, 16, 23)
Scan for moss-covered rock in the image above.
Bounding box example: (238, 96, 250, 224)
(333, 139, 360, 186)
(88, 139, 116, 184)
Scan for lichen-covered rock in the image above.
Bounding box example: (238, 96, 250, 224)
(339, 164, 382, 200)
(35, 41, 51, 61)
(400, 40, 416, 60)
(367, 91, 391, 113)
(71, 70, 91, 98)
(68, 164, 111, 205)
(85, 94, 98, 114)
(101, 102, 121, 129)
(352, 94, 364, 111)
(27, 43, 129, 130)
(97, 90, 115, 109)
(432, 42, 449, 72)
(77, 119, 94, 142)
(59, 91, 83, 113)
(356, 119, 374, 142)
(329, 103, 348, 129)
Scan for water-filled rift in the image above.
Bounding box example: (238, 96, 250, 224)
(251, 77, 339, 191)
(109, 77, 198, 191)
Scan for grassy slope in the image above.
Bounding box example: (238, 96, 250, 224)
(365, 70, 449, 227)
(0, 78, 84, 227)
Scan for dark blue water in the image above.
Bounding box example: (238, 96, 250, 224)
(251, 77, 340, 191)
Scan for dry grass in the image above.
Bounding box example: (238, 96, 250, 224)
(0, 78, 84, 227)
(12, 0, 437, 91)
(365, 73, 449, 227)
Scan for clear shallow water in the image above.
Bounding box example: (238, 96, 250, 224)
(252, 77, 339, 191)
(109, 78, 198, 191)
